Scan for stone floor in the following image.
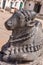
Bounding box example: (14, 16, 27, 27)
(0, 11, 12, 50)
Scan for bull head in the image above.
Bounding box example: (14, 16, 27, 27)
(5, 10, 36, 30)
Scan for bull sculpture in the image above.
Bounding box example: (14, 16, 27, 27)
(0, 9, 43, 65)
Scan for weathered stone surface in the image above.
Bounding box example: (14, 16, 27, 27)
(0, 9, 43, 65)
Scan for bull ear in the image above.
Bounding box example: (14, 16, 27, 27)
(26, 11, 36, 27)
(27, 20, 35, 27)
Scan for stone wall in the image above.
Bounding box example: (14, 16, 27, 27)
(24, 1, 35, 10)
(0, 0, 43, 15)
(39, 0, 43, 15)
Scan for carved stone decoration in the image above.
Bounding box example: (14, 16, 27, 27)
(0, 9, 43, 65)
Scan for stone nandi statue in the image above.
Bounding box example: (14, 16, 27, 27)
(0, 9, 43, 65)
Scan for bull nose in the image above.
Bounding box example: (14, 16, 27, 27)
(7, 21, 12, 26)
